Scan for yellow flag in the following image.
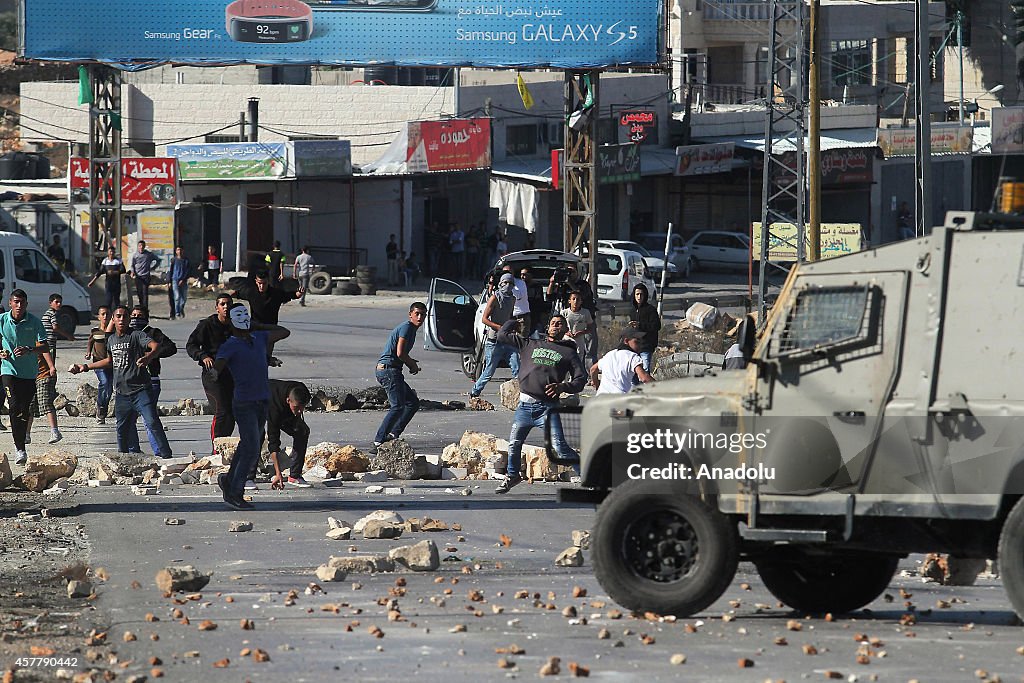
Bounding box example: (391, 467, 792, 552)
(517, 73, 534, 110)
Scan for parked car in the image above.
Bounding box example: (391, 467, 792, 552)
(0, 231, 92, 335)
(597, 240, 680, 281)
(632, 232, 692, 279)
(684, 230, 752, 272)
(585, 247, 657, 302)
(423, 249, 580, 380)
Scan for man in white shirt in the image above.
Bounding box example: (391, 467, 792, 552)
(590, 328, 654, 394)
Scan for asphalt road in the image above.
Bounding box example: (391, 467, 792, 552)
(7, 277, 1024, 682)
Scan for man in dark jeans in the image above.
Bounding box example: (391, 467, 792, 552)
(129, 240, 159, 309)
(266, 380, 312, 488)
(70, 305, 172, 458)
(0, 289, 52, 464)
(372, 302, 425, 452)
(185, 294, 235, 451)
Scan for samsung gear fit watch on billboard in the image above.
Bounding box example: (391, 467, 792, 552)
(226, 0, 314, 43)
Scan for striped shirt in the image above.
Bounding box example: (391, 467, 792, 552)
(40, 308, 58, 356)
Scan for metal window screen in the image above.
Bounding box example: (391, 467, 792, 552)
(777, 286, 870, 354)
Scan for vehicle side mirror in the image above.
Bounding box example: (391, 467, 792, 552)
(453, 294, 471, 306)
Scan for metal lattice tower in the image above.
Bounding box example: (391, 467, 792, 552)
(88, 65, 122, 266)
(758, 0, 807, 324)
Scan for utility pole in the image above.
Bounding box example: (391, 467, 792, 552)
(807, 0, 821, 261)
(914, 0, 932, 236)
(957, 9, 964, 124)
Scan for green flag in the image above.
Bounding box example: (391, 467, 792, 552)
(77, 66, 93, 105)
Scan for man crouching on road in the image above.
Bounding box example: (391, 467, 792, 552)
(214, 304, 290, 510)
(70, 306, 172, 458)
(267, 379, 312, 489)
(494, 313, 587, 494)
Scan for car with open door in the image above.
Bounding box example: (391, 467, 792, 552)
(424, 249, 581, 380)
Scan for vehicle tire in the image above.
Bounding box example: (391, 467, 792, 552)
(592, 478, 739, 617)
(360, 284, 377, 296)
(461, 345, 483, 381)
(336, 281, 360, 296)
(308, 270, 333, 295)
(754, 549, 898, 614)
(998, 497, 1024, 621)
(56, 306, 77, 337)
(687, 256, 698, 274)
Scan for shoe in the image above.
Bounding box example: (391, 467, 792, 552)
(244, 479, 259, 490)
(287, 476, 312, 488)
(170, 315, 176, 320)
(385, 432, 398, 442)
(96, 416, 105, 425)
(223, 492, 254, 510)
(14, 450, 27, 465)
(217, 473, 227, 493)
(370, 442, 382, 455)
(267, 356, 283, 367)
(495, 474, 523, 494)
(48, 430, 63, 444)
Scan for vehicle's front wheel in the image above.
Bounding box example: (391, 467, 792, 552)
(754, 549, 898, 614)
(461, 345, 483, 381)
(686, 256, 698, 274)
(998, 497, 1024, 621)
(592, 479, 738, 617)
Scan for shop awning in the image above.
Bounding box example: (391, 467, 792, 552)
(491, 146, 693, 185)
(694, 127, 880, 153)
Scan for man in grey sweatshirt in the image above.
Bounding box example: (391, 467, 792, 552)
(494, 313, 587, 493)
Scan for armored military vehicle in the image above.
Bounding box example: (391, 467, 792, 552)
(563, 212, 1024, 619)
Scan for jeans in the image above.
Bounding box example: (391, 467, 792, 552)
(633, 350, 653, 386)
(374, 368, 419, 443)
(226, 399, 267, 498)
(507, 400, 578, 477)
(105, 284, 121, 312)
(298, 274, 310, 305)
(172, 280, 188, 317)
(114, 388, 172, 457)
(471, 339, 520, 396)
(135, 275, 151, 308)
(145, 377, 163, 454)
(387, 259, 399, 286)
(202, 368, 234, 447)
(94, 368, 113, 417)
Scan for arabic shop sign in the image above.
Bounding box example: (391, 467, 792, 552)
(551, 143, 640, 188)
(675, 142, 734, 176)
(22, 0, 661, 70)
(69, 157, 178, 205)
(406, 119, 491, 173)
(619, 110, 655, 144)
(774, 148, 873, 185)
(876, 126, 973, 157)
(290, 140, 353, 177)
(166, 142, 289, 180)
(751, 222, 864, 262)
(991, 107, 1024, 154)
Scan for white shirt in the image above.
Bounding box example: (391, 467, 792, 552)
(294, 253, 315, 277)
(512, 278, 529, 315)
(596, 349, 643, 394)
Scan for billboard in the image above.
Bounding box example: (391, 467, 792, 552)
(290, 140, 353, 177)
(166, 142, 289, 180)
(406, 119, 491, 173)
(876, 127, 973, 157)
(21, 0, 662, 69)
(551, 144, 640, 189)
(675, 142, 734, 176)
(70, 158, 179, 205)
(992, 107, 1024, 154)
(752, 223, 864, 262)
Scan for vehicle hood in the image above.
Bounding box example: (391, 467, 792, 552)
(496, 250, 579, 268)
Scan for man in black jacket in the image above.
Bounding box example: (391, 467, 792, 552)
(628, 284, 661, 381)
(494, 313, 587, 494)
(185, 294, 235, 449)
(266, 380, 312, 488)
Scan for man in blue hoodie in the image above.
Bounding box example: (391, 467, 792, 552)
(494, 313, 587, 493)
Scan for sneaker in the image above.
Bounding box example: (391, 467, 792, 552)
(495, 474, 523, 494)
(48, 430, 63, 444)
(267, 356, 283, 367)
(223, 493, 254, 511)
(96, 416, 105, 425)
(217, 473, 227, 494)
(244, 479, 259, 491)
(287, 476, 312, 488)
(385, 432, 398, 442)
(370, 442, 382, 455)
(14, 449, 27, 465)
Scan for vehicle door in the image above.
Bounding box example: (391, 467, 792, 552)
(721, 234, 752, 269)
(424, 277, 477, 352)
(754, 272, 909, 495)
(689, 233, 723, 268)
(12, 247, 64, 316)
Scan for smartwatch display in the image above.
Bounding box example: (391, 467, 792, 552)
(225, 0, 314, 43)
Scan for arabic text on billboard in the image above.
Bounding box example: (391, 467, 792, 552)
(166, 143, 289, 180)
(675, 142, 734, 176)
(751, 223, 864, 262)
(21, 0, 661, 70)
(550, 144, 640, 189)
(406, 119, 491, 173)
(291, 140, 353, 177)
(876, 127, 973, 157)
(619, 110, 655, 144)
(70, 158, 178, 205)
(992, 107, 1024, 154)
(139, 211, 176, 252)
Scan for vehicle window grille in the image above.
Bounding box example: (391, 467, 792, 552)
(777, 286, 871, 354)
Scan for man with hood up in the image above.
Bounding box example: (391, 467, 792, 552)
(628, 284, 661, 379)
(468, 272, 521, 398)
(494, 313, 588, 494)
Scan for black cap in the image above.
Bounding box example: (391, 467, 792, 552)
(620, 328, 646, 341)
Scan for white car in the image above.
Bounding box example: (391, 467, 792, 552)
(683, 230, 753, 272)
(634, 232, 692, 279)
(586, 247, 657, 302)
(423, 249, 581, 380)
(597, 240, 680, 282)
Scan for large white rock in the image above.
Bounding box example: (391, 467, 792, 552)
(389, 540, 440, 571)
(353, 509, 404, 534)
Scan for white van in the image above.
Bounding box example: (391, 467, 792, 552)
(0, 232, 93, 334)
